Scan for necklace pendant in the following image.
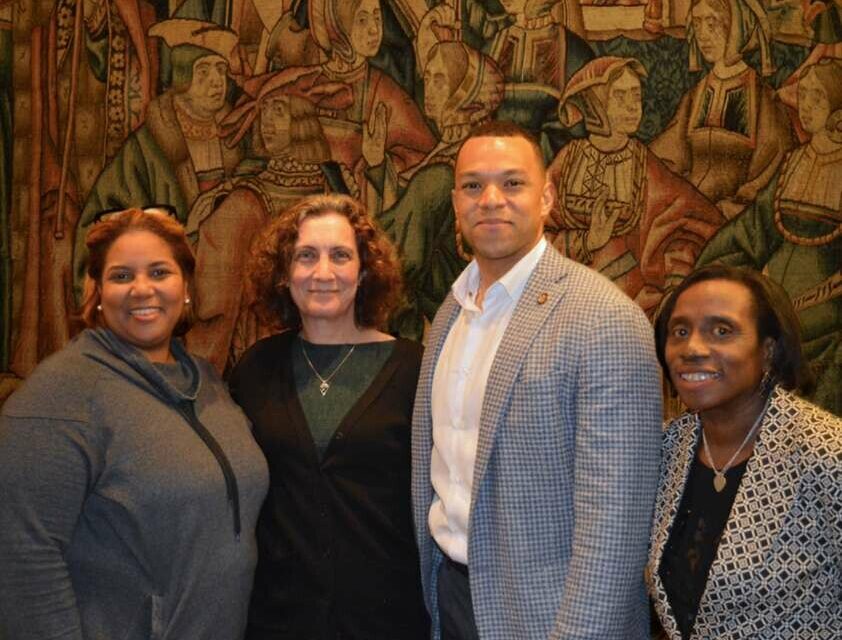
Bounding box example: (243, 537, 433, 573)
(713, 473, 727, 493)
(319, 381, 330, 396)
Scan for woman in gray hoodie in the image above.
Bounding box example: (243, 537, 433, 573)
(0, 207, 269, 640)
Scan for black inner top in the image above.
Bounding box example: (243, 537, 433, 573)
(659, 454, 750, 639)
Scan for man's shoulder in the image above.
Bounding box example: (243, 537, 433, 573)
(539, 246, 646, 316)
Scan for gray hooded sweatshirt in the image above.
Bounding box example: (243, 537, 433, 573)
(0, 329, 269, 640)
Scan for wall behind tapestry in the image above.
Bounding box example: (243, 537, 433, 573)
(1, 0, 840, 414)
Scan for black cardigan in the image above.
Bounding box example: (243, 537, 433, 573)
(230, 332, 429, 640)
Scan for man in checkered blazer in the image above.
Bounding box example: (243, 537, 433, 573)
(411, 121, 662, 639)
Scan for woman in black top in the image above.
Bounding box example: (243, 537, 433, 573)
(647, 265, 842, 639)
(229, 193, 429, 639)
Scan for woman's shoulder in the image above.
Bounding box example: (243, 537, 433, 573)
(662, 412, 698, 448)
(240, 331, 297, 363)
(770, 389, 842, 457)
(761, 390, 842, 501)
(229, 331, 296, 386)
(2, 334, 104, 422)
(393, 336, 424, 362)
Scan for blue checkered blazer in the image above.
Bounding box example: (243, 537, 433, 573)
(411, 245, 663, 639)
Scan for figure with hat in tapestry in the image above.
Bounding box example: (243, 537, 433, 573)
(72, 19, 243, 303)
(650, 0, 794, 221)
(306, 0, 437, 211)
(697, 58, 842, 416)
(482, 0, 595, 154)
(183, 66, 354, 374)
(547, 57, 724, 318)
(370, 40, 504, 339)
(7, 0, 159, 377)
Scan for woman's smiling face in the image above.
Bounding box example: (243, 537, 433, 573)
(288, 212, 361, 328)
(664, 279, 773, 418)
(99, 230, 188, 362)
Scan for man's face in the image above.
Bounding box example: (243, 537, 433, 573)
(605, 68, 642, 136)
(452, 135, 553, 277)
(186, 54, 228, 118)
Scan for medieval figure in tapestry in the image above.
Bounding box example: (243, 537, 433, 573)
(3, 0, 839, 415)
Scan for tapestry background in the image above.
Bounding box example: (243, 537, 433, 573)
(1, 0, 839, 414)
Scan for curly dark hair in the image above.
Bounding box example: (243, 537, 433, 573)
(80, 207, 196, 335)
(247, 193, 404, 331)
(654, 265, 815, 395)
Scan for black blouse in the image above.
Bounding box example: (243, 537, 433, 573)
(229, 332, 429, 640)
(658, 454, 749, 639)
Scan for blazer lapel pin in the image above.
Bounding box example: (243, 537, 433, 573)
(537, 292, 548, 305)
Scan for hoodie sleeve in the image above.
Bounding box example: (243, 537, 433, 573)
(0, 411, 100, 640)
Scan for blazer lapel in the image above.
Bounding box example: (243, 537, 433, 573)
(648, 414, 701, 638)
(412, 291, 461, 606)
(418, 294, 461, 421)
(428, 294, 462, 370)
(470, 247, 569, 507)
(413, 292, 460, 504)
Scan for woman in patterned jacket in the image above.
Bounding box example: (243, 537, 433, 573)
(647, 264, 842, 639)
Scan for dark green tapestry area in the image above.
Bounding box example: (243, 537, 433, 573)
(594, 36, 810, 143)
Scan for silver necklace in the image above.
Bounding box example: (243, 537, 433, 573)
(700, 402, 767, 493)
(300, 340, 356, 396)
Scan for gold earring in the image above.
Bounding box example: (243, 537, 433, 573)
(184, 297, 191, 304)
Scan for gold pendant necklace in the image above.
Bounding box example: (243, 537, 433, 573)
(700, 403, 767, 492)
(300, 340, 356, 396)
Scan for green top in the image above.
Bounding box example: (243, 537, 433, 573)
(293, 336, 395, 459)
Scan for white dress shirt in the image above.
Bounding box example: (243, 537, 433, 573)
(429, 237, 547, 564)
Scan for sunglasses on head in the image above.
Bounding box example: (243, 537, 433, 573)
(92, 204, 179, 224)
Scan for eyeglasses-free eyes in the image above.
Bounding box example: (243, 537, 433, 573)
(92, 204, 179, 224)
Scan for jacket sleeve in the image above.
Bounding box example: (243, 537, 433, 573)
(551, 300, 663, 639)
(0, 414, 100, 640)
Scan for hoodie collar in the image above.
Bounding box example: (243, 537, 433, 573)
(84, 328, 201, 403)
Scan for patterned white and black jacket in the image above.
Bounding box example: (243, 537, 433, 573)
(647, 386, 842, 639)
